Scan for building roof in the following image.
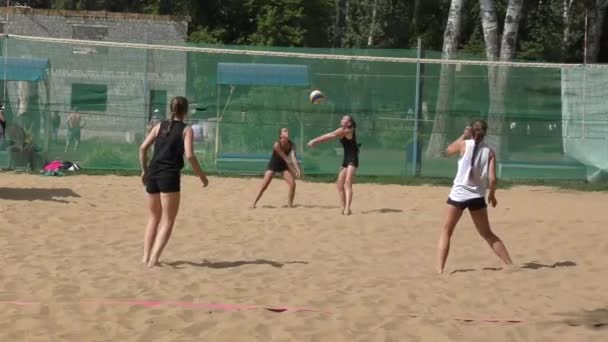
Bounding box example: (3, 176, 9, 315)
(0, 7, 190, 23)
(0, 57, 50, 81)
(217, 63, 310, 87)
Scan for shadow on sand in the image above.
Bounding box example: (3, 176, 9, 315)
(0, 187, 80, 203)
(166, 259, 309, 270)
(450, 261, 577, 274)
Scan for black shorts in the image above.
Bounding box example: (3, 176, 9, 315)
(68, 128, 81, 142)
(267, 155, 289, 173)
(145, 174, 181, 194)
(447, 197, 487, 211)
(267, 161, 288, 173)
(342, 157, 359, 168)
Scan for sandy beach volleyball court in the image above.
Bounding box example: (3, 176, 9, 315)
(0, 173, 606, 341)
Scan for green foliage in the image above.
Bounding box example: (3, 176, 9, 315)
(248, 0, 306, 46)
(29, 0, 608, 63)
(84, 142, 139, 170)
(189, 27, 225, 44)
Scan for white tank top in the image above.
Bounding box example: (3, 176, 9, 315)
(449, 139, 492, 201)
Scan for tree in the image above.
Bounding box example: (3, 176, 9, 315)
(249, 0, 306, 46)
(426, 0, 468, 157)
(563, 0, 576, 59)
(479, 0, 523, 158)
(585, 0, 608, 63)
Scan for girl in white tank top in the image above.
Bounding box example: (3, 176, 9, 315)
(448, 139, 491, 202)
(436, 120, 514, 274)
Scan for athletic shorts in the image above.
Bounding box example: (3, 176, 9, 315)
(145, 174, 180, 194)
(447, 197, 487, 211)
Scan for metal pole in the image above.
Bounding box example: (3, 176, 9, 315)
(143, 31, 149, 132)
(44, 74, 51, 156)
(582, 10, 588, 139)
(411, 38, 422, 176)
(3, 0, 10, 105)
(214, 86, 221, 166)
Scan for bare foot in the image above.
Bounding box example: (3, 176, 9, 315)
(142, 256, 149, 264)
(147, 260, 161, 268)
(251, 203, 257, 209)
(436, 268, 443, 275)
(345, 209, 352, 216)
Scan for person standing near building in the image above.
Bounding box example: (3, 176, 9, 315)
(65, 107, 86, 153)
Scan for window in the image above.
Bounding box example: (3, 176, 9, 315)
(72, 25, 109, 54)
(72, 25, 108, 41)
(71, 83, 108, 112)
(149, 89, 167, 120)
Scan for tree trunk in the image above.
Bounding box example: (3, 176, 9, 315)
(562, 0, 575, 60)
(333, 0, 346, 47)
(585, 0, 608, 63)
(500, 0, 523, 61)
(343, 0, 350, 47)
(413, 0, 421, 29)
(479, 0, 500, 61)
(486, 0, 523, 159)
(479, 0, 500, 123)
(367, 0, 378, 47)
(425, 0, 467, 158)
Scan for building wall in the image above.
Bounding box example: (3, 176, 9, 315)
(0, 7, 189, 142)
(0, 7, 189, 43)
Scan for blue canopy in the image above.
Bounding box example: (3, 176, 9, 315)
(217, 63, 309, 87)
(0, 57, 50, 82)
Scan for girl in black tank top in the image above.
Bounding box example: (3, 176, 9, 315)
(252, 127, 301, 208)
(139, 96, 209, 268)
(307, 115, 360, 215)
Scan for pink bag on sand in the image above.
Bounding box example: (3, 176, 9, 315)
(42, 160, 63, 172)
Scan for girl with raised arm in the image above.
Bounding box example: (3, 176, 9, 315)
(307, 115, 360, 215)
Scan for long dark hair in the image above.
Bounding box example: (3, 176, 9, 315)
(346, 115, 361, 150)
(469, 119, 488, 180)
(277, 127, 293, 150)
(163, 96, 188, 136)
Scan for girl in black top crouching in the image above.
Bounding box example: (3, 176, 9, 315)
(252, 127, 301, 208)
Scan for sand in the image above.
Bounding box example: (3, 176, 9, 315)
(0, 173, 606, 341)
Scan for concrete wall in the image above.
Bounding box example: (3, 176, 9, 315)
(0, 7, 189, 143)
(0, 7, 189, 43)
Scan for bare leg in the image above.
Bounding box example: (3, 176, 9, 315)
(143, 193, 162, 264)
(73, 138, 79, 152)
(252, 171, 274, 208)
(470, 208, 514, 266)
(147, 192, 180, 268)
(336, 168, 347, 214)
(65, 136, 70, 153)
(436, 205, 465, 274)
(344, 165, 357, 215)
(282, 171, 296, 207)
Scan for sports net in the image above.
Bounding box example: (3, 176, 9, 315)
(1, 34, 607, 181)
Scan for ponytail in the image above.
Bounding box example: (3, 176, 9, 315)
(468, 119, 488, 180)
(348, 116, 362, 151)
(469, 139, 481, 180)
(162, 96, 188, 136)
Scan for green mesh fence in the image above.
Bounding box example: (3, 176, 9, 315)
(1, 34, 606, 181)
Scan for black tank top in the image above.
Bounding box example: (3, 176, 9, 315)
(148, 120, 186, 176)
(268, 140, 292, 171)
(341, 136, 359, 156)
